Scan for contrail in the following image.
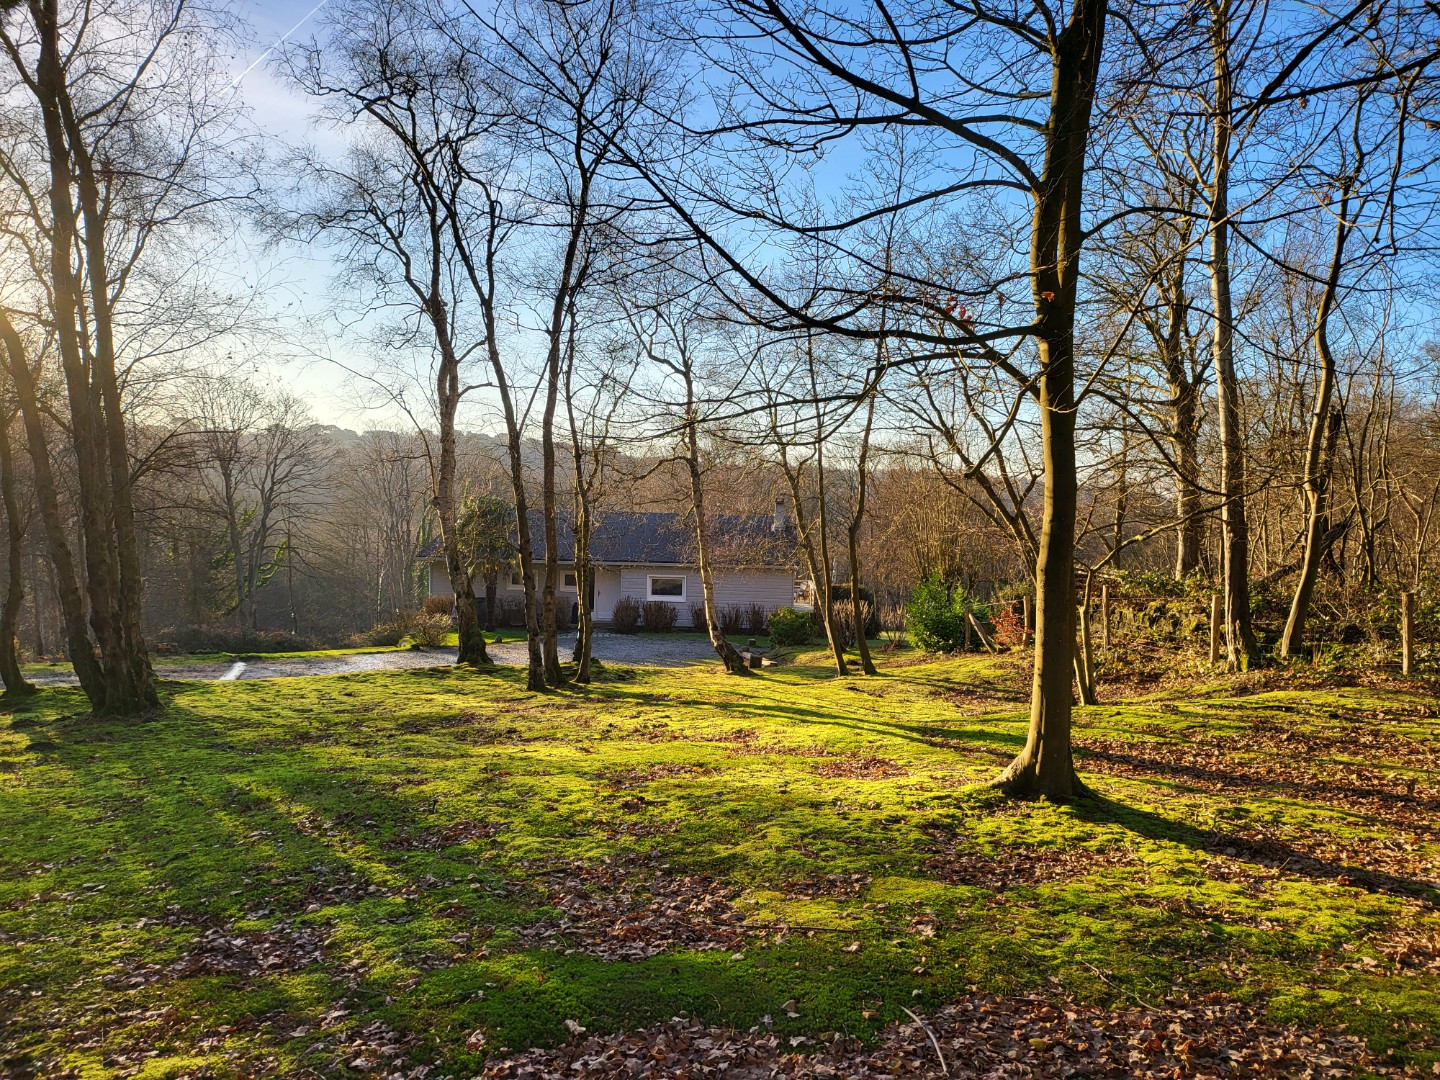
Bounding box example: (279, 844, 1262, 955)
(232, 0, 332, 87)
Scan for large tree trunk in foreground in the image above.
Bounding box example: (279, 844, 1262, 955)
(33, 3, 155, 714)
(993, 0, 1107, 800)
(0, 312, 104, 705)
(0, 412, 35, 698)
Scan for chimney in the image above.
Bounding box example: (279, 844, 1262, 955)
(773, 495, 791, 533)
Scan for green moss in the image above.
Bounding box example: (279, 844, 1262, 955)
(1, 655, 1436, 1076)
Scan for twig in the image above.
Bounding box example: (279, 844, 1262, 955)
(900, 1006, 949, 1077)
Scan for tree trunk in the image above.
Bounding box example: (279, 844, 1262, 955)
(484, 572, 499, 631)
(1280, 182, 1353, 658)
(572, 498, 595, 684)
(1159, 260, 1203, 578)
(993, 0, 1107, 799)
(432, 301, 490, 668)
(0, 311, 104, 705)
(0, 412, 35, 697)
(34, 1, 154, 713)
(685, 406, 748, 674)
(847, 394, 878, 676)
(1207, 0, 1262, 670)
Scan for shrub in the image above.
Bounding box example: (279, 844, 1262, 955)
(351, 621, 407, 647)
(906, 576, 971, 653)
(744, 603, 768, 635)
(612, 595, 641, 634)
(422, 594, 455, 618)
(642, 600, 678, 632)
(877, 601, 906, 651)
(720, 605, 746, 635)
(989, 601, 1027, 648)
(768, 606, 811, 646)
(830, 598, 875, 648)
(689, 602, 709, 632)
(554, 600, 574, 633)
(405, 611, 451, 648)
(165, 625, 316, 654)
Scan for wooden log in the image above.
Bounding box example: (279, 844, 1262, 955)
(1401, 591, 1414, 676)
(1209, 594, 1222, 664)
(968, 612, 997, 653)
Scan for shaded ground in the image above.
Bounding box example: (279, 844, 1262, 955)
(1, 651, 1436, 1078)
(20, 632, 722, 686)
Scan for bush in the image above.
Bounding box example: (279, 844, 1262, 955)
(165, 625, 316, 655)
(768, 606, 811, 646)
(830, 598, 875, 648)
(553, 599, 574, 633)
(405, 611, 451, 648)
(906, 576, 972, 653)
(689, 602, 709, 632)
(351, 621, 407, 647)
(989, 601, 1027, 648)
(612, 595, 641, 634)
(720, 605, 746, 635)
(642, 600, 678, 632)
(744, 603, 768, 635)
(422, 594, 455, 618)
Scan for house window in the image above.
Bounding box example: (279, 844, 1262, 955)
(647, 574, 685, 600)
(563, 571, 578, 588)
(509, 569, 523, 588)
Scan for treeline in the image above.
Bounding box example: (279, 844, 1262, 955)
(1, 0, 1438, 802)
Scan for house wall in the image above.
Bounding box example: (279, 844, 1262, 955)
(431, 559, 794, 629)
(605, 566, 794, 628)
(428, 560, 451, 598)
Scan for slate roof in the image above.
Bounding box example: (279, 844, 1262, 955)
(417, 510, 795, 569)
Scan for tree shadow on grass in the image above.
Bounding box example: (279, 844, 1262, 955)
(1070, 794, 1440, 906)
(1075, 740, 1440, 819)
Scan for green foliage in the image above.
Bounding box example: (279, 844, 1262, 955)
(906, 576, 972, 652)
(767, 605, 811, 645)
(457, 495, 517, 581)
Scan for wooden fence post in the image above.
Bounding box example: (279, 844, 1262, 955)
(1209, 594, 1222, 665)
(1100, 584, 1111, 650)
(1401, 591, 1414, 676)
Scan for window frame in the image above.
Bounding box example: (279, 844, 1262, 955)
(646, 573, 687, 601)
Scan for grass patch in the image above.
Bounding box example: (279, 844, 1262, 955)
(0, 653, 1435, 1076)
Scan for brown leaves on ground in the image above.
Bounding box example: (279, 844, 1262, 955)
(106, 920, 329, 988)
(387, 819, 503, 851)
(515, 856, 755, 962)
(597, 762, 723, 789)
(920, 836, 1137, 891)
(810, 754, 908, 780)
(1075, 726, 1440, 901)
(480, 991, 1411, 1078)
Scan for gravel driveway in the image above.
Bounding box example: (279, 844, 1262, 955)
(23, 632, 722, 685)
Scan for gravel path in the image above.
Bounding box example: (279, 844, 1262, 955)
(23, 632, 721, 686)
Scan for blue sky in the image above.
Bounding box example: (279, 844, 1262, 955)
(227, 0, 388, 429)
